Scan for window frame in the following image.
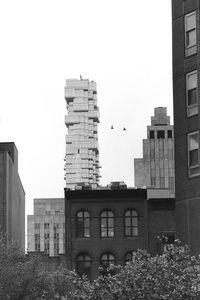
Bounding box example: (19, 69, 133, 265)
(185, 11, 197, 57)
(76, 253, 91, 279)
(76, 210, 91, 238)
(188, 131, 200, 178)
(124, 209, 139, 237)
(186, 70, 198, 117)
(100, 209, 115, 238)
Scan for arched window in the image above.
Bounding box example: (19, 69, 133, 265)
(76, 253, 91, 279)
(100, 210, 114, 237)
(124, 251, 135, 263)
(100, 252, 115, 276)
(124, 209, 138, 237)
(76, 210, 90, 238)
(100, 252, 115, 266)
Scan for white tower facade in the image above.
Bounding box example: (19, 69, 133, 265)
(134, 107, 175, 195)
(64, 78, 100, 190)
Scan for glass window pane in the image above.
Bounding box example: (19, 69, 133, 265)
(101, 218, 107, 227)
(132, 227, 138, 236)
(108, 218, 114, 227)
(189, 149, 198, 166)
(84, 228, 90, 237)
(186, 29, 196, 47)
(77, 211, 83, 218)
(188, 72, 197, 89)
(101, 211, 106, 218)
(101, 228, 107, 237)
(125, 210, 131, 217)
(189, 134, 198, 150)
(132, 217, 138, 226)
(125, 227, 131, 236)
(125, 217, 131, 226)
(84, 218, 90, 227)
(188, 88, 197, 106)
(185, 13, 196, 31)
(108, 228, 114, 237)
(108, 211, 113, 218)
(131, 210, 137, 217)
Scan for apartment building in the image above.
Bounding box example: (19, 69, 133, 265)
(172, 0, 200, 254)
(64, 78, 100, 190)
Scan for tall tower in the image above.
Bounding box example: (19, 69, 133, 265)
(172, 0, 200, 253)
(134, 107, 174, 195)
(64, 78, 100, 190)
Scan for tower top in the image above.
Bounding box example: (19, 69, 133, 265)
(151, 107, 170, 126)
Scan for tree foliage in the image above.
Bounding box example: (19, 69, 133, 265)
(1, 238, 200, 299)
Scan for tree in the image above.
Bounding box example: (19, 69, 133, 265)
(91, 242, 200, 299)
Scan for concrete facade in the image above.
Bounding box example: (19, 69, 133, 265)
(64, 78, 100, 190)
(27, 198, 65, 256)
(65, 188, 175, 280)
(0, 143, 25, 250)
(134, 107, 174, 196)
(172, 0, 200, 254)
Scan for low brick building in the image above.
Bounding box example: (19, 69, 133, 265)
(65, 186, 175, 280)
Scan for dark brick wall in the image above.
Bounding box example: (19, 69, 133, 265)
(65, 190, 175, 280)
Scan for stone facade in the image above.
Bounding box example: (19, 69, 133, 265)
(172, 0, 200, 254)
(0, 143, 25, 250)
(64, 78, 100, 190)
(27, 198, 65, 257)
(134, 107, 174, 196)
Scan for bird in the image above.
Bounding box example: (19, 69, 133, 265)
(123, 127, 126, 131)
(111, 125, 114, 129)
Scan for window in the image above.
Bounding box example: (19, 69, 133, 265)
(100, 210, 114, 237)
(124, 209, 138, 237)
(124, 251, 135, 263)
(161, 232, 176, 251)
(100, 252, 115, 276)
(157, 130, 165, 139)
(188, 131, 200, 177)
(44, 223, 50, 230)
(168, 130, 172, 138)
(76, 253, 91, 279)
(35, 233, 40, 252)
(185, 11, 197, 56)
(76, 210, 90, 238)
(150, 131, 154, 139)
(186, 71, 198, 117)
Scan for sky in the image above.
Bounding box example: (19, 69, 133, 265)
(0, 0, 173, 218)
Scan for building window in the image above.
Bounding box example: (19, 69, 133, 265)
(76, 253, 91, 279)
(100, 252, 115, 276)
(186, 71, 198, 117)
(168, 130, 172, 138)
(188, 131, 200, 177)
(161, 232, 176, 252)
(157, 130, 165, 139)
(100, 210, 114, 237)
(124, 209, 138, 237)
(150, 131, 154, 139)
(35, 233, 40, 252)
(44, 223, 50, 230)
(54, 223, 59, 256)
(185, 11, 197, 56)
(76, 210, 90, 238)
(124, 251, 135, 263)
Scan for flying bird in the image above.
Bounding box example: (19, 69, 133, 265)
(111, 125, 114, 129)
(123, 127, 126, 131)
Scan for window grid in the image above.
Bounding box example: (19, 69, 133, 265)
(76, 210, 90, 238)
(76, 253, 91, 279)
(185, 11, 197, 56)
(188, 131, 200, 177)
(100, 210, 114, 238)
(186, 70, 198, 117)
(124, 209, 138, 237)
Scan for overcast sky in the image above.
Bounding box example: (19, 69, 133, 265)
(0, 0, 173, 218)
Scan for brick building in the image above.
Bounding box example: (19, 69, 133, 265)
(172, 0, 200, 254)
(65, 186, 175, 280)
(0, 143, 25, 250)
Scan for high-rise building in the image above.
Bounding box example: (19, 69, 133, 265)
(134, 107, 174, 196)
(27, 198, 65, 256)
(0, 143, 25, 250)
(64, 78, 100, 190)
(172, 0, 200, 253)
